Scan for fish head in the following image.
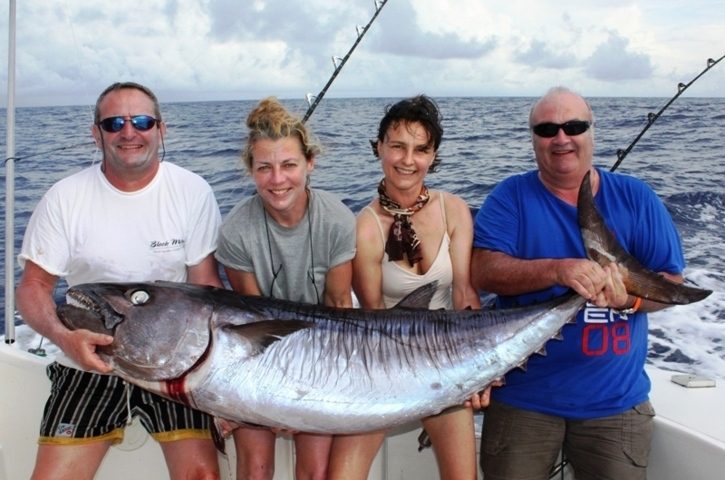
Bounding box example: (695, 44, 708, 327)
(57, 281, 216, 381)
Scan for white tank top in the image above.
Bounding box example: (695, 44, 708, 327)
(363, 193, 453, 310)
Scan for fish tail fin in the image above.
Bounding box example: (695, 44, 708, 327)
(577, 170, 712, 305)
(623, 268, 712, 305)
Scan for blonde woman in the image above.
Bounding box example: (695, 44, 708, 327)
(216, 97, 356, 480)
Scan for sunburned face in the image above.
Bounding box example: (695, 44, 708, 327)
(250, 136, 314, 226)
(377, 121, 436, 200)
(93, 88, 165, 189)
(530, 91, 594, 186)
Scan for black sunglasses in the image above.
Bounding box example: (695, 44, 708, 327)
(532, 120, 591, 138)
(98, 115, 158, 133)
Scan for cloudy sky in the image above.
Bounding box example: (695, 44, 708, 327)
(2, 0, 724, 107)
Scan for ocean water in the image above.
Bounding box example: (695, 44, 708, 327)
(1, 96, 723, 380)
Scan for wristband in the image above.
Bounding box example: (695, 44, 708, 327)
(620, 296, 642, 314)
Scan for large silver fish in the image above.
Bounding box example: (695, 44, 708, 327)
(57, 282, 585, 433)
(56, 173, 711, 434)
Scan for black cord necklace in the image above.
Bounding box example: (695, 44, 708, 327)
(262, 189, 319, 303)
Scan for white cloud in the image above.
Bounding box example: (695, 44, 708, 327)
(0, 0, 723, 107)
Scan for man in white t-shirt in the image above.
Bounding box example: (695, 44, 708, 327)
(16, 82, 222, 480)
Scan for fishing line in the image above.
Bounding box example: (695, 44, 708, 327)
(301, 0, 389, 123)
(610, 53, 724, 172)
(9, 0, 384, 163)
(262, 189, 320, 304)
(8, 2, 388, 164)
(3, 141, 95, 165)
(7, 2, 96, 167)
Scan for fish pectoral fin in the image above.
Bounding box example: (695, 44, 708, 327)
(225, 320, 313, 352)
(210, 419, 227, 454)
(417, 429, 432, 451)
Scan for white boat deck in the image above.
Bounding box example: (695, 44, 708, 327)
(647, 367, 724, 480)
(0, 334, 440, 480)
(1, 330, 723, 480)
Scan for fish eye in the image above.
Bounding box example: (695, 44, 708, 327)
(129, 289, 151, 305)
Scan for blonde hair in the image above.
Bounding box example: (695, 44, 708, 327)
(242, 97, 322, 171)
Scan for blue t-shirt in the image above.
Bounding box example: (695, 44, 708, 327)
(473, 167, 685, 419)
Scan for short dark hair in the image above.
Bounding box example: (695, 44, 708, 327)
(94, 82, 162, 124)
(371, 94, 443, 172)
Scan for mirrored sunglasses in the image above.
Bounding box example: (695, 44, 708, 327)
(98, 115, 158, 133)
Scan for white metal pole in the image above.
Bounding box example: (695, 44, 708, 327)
(5, 0, 17, 342)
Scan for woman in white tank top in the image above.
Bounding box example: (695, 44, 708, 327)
(328, 95, 489, 480)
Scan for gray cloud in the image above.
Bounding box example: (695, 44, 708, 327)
(583, 32, 654, 81)
(514, 39, 576, 69)
(370, 0, 496, 60)
(203, 1, 371, 73)
(207, 1, 335, 42)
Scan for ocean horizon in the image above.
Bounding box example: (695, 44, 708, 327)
(6, 93, 725, 111)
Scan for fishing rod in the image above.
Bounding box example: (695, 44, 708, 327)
(302, 0, 388, 123)
(610, 53, 724, 172)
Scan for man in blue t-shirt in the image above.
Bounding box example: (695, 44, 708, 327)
(471, 86, 687, 480)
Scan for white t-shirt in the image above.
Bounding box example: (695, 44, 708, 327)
(19, 162, 221, 286)
(19, 162, 221, 369)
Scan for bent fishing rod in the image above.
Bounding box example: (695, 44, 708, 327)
(610, 53, 724, 172)
(302, 0, 388, 123)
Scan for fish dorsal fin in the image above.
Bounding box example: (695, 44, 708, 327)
(226, 320, 313, 354)
(393, 281, 438, 310)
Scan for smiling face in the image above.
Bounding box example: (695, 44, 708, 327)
(377, 120, 436, 201)
(250, 136, 314, 226)
(92, 88, 166, 190)
(530, 91, 594, 189)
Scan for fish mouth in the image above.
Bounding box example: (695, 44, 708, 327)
(59, 287, 126, 332)
(57, 301, 113, 336)
(67, 289, 99, 312)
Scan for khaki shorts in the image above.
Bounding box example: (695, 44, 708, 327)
(39, 362, 213, 445)
(480, 399, 655, 480)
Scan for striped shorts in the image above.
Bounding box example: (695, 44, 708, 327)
(39, 362, 213, 445)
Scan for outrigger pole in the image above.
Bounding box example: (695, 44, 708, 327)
(302, 0, 388, 123)
(4, 0, 17, 343)
(610, 54, 724, 172)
